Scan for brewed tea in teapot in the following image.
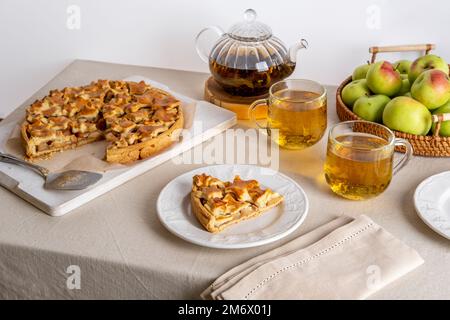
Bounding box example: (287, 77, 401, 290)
(196, 9, 308, 96)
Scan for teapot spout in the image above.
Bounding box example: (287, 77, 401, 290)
(288, 39, 308, 63)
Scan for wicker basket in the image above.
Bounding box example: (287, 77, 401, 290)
(336, 44, 450, 157)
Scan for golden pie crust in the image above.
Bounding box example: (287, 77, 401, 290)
(21, 80, 183, 163)
(191, 174, 284, 233)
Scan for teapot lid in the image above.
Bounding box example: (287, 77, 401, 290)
(228, 9, 272, 41)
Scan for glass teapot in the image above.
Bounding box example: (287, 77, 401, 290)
(196, 9, 308, 96)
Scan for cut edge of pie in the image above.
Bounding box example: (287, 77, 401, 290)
(105, 110, 183, 163)
(20, 80, 184, 164)
(191, 173, 284, 233)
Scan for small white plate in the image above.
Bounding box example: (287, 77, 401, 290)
(414, 171, 450, 240)
(157, 164, 309, 249)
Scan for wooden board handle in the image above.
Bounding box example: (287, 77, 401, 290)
(369, 44, 435, 63)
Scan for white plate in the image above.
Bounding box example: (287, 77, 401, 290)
(157, 164, 309, 249)
(414, 171, 450, 240)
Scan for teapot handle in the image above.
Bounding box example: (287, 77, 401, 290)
(195, 26, 225, 63)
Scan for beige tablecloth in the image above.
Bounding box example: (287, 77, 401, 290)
(0, 60, 449, 299)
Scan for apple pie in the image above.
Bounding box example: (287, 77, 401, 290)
(191, 174, 284, 233)
(21, 80, 183, 163)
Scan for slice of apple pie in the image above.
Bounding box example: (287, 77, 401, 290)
(21, 80, 183, 163)
(191, 174, 284, 233)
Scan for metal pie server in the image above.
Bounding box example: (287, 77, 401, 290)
(0, 152, 102, 190)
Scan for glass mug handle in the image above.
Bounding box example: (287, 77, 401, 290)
(249, 98, 269, 132)
(393, 138, 413, 175)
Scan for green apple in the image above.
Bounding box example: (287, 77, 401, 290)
(366, 61, 402, 96)
(411, 69, 450, 110)
(431, 101, 450, 136)
(394, 60, 412, 74)
(408, 54, 449, 84)
(396, 77, 411, 96)
(352, 64, 370, 81)
(403, 92, 412, 97)
(341, 79, 371, 107)
(353, 95, 390, 123)
(382, 96, 432, 135)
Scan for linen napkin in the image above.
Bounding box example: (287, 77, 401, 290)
(201, 215, 424, 300)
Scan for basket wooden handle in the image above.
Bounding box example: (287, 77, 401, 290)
(432, 113, 450, 137)
(369, 44, 435, 63)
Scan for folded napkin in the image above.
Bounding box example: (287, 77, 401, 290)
(202, 215, 424, 300)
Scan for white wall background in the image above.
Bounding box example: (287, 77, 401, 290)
(1, 0, 449, 117)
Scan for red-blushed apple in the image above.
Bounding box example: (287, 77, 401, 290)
(382, 96, 432, 135)
(366, 61, 402, 96)
(411, 69, 450, 110)
(408, 54, 449, 84)
(341, 79, 371, 107)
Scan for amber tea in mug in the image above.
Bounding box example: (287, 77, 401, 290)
(250, 79, 327, 150)
(324, 121, 413, 200)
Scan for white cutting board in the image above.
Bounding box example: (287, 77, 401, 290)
(0, 76, 236, 216)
